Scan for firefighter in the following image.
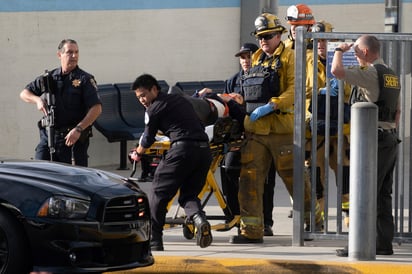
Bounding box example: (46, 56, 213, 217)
(284, 4, 316, 224)
(230, 13, 321, 244)
(306, 21, 352, 229)
(284, 3, 316, 50)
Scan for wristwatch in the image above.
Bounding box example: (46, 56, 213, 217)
(335, 48, 343, 52)
(75, 125, 83, 133)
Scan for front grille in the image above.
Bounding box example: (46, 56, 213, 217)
(71, 241, 152, 268)
(103, 195, 148, 222)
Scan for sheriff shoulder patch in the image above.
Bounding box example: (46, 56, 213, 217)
(90, 78, 98, 90)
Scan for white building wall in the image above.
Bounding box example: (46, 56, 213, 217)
(1, 2, 411, 167)
(0, 8, 240, 166)
(278, 4, 385, 33)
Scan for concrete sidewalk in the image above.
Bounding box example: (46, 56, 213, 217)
(97, 165, 412, 274)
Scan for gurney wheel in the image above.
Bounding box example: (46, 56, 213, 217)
(183, 223, 194, 240)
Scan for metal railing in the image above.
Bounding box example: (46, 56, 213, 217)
(293, 27, 412, 248)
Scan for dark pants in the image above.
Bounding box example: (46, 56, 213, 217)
(221, 150, 276, 226)
(150, 142, 212, 240)
(140, 154, 156, 178)
(263, 161, 276, 227)
(376, 130, 399, 251)
(35, 128, 89, 167)
(221, 150, 241, 216)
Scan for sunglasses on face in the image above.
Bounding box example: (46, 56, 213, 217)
(257, 33, 277, 41)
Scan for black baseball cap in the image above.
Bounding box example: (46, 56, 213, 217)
(234, 43, 259, 57)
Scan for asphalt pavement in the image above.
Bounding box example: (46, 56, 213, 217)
(97, 164, 412, 274)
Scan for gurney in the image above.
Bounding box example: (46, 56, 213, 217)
(128, 87, 247, 236)
(140, 116, 244, 237)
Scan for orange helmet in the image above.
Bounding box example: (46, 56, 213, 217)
(286, 4, 315, 26)
(253, 13, 287, 37)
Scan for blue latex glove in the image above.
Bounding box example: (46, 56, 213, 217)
(319, 78, 339, 96)
(329, 78, 339, 96)
(249, 103, 274, 122)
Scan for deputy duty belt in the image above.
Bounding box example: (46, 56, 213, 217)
(171, 140, 209, 148)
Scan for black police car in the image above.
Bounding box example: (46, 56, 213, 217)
(0, 159, 154, 273)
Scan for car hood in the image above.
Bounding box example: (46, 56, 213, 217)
(0, 159, 141, 211)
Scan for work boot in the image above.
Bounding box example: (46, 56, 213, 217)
(305, 221, 324, 232)
(230, 234, 263, 244)
(264, 225, 274, 236)
(376, 249, 394, 255)
(336, 246, 348, 257)
(150, 236, 164, 251)
(376, 242, 394, 255)
(192, 212, 213, 248)
(304, 220, 324, 241)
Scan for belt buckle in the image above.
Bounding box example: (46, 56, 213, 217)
(199, 142, 209, 148)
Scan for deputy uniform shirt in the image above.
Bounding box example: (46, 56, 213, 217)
(225, 70, 244, 94)
(343, 59, 381, 102)
(140, 92, 209, 148)
(342, 58, 395, 129)
(25, 66, 101, 128)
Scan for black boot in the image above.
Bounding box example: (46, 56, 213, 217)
(192, 212, 213, 248)
(150, 231, 164, 251)
(264, 225, 274, 236)
(230, 234, 263, 244)
(150, 239, 164, 251)
(336, 246, 348, 257)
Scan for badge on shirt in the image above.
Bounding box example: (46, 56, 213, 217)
(72, 79, 81, 87)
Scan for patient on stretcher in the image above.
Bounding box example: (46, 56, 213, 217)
(131, 86, 245, 181)
(166, 86, 243, 143)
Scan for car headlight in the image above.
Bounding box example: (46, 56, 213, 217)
(37, 195, 90, 219)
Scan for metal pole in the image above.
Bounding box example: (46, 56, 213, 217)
(292, 26, 306, 246)
(349, 102, 377, 261)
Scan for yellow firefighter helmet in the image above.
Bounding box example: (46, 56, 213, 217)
(253, 13, 287, 37)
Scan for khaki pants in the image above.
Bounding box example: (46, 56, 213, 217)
(238, 132, 317, 239)
(306, 135, 350, 212)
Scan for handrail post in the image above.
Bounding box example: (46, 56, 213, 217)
(293, 26, 307, 246)
(349, 102, 377, 260)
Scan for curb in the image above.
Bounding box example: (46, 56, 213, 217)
(110, 256, 412, 273)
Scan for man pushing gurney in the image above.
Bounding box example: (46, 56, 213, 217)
(128, 75, 243, 251)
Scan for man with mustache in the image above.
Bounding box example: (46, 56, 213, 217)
(20, 39, 102, 167)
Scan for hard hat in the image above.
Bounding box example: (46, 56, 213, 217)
(286, 4, 316, 25)
(253, 13, 287, 37)
(311, 20, 334, 33)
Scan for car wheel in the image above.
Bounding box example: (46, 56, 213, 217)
(0, 208, 31, 273)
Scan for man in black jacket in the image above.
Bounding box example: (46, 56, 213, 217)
(130, 74, 213, 251)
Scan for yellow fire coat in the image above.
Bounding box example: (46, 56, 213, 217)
(243, 42, 295, 135)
